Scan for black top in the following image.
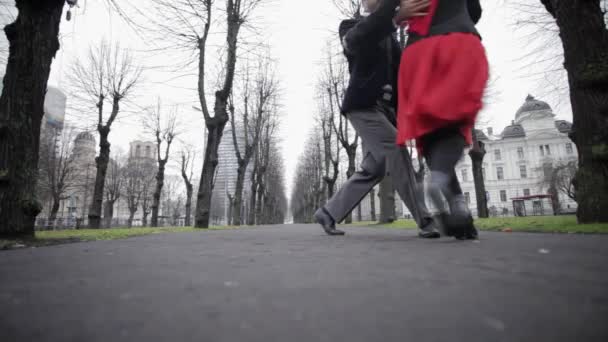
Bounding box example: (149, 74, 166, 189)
(407, 0, 482, 47)
(338, 0, 401, 116)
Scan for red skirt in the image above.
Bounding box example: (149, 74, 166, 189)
(396, 33, 489, 151)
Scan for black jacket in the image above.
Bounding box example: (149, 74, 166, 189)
(407, 0, 482, 46)
(339, 0, 401, 115)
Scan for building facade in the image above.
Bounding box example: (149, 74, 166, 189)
(398, 95, 578, 219)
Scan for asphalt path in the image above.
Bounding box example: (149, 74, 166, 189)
(1, 224, 607, 342)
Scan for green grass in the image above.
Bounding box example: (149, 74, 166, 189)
(352, 215, 608, 234)
(1, 225, 240, 250)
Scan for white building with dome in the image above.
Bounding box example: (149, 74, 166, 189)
(454, 95, 578, 217)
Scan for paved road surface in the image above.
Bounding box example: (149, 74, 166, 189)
(1, 224, 607, 342)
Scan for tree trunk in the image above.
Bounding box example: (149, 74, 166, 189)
(542, 0, 608, 223)
(227, 195, 234, 226)
(103, 200, 115, 228)
(370, 188, 377, 221)
(89, 128, 111, 228)
(48, 197, 61, 229)
(151, 161, 166, 227)
(232, 163, 247, 225)
(469, 130, 488, 218)
(184, 185, 193, 227)
(0, 0, 65, 237)
(248, 171, 258, 225)
(344, 147, 357, 224)
(379, 176, 396, 223)
(195, 117, 229, 228)
(255, 185, 264, 225)
(142, 212, 149, 227)
(127, 210, 136, 228)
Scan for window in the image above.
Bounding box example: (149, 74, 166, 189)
(464, 192, 471, 205)
(543, 163, 553, 178)
(500, 190, 507, 202)
(145, 146, 151, 157)
(520, 165, 528, 179)
(482, 167, 486, 179)
(136, 145, 141, 157)
(523, 189, 531, 196)
(461, 168, 468, 182)
(486, 191, 491, 201)
(539, 145, 545, 156)
(494, 149, 502, 161)
(566, 143, 573, 154)
(497, 166, 504, 180)
(545, 145, 551, 155)
(517, 147, 525, 159)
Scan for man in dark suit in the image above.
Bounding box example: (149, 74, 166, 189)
(314, 0, 441, 238)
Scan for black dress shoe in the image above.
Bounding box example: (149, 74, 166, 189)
(463, 223, 479, 240)
(418, 217, 441, 239)
(445, 212, 475, 240)
(314, 208, 345, 236)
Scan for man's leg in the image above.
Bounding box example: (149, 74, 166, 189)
(318, 108, 438, 237)
(324, 144, 385, 225)
(345, 108, 436, 229)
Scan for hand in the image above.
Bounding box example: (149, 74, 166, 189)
(394, 0, 430, 24)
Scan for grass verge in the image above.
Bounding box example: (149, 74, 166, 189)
(1, 226, 238, 250)
(352, 215, 608, 234)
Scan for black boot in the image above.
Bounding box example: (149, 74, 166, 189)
(447, 196, 478, 240)
(418, 217, 441, 239)
(314, 208, 345, 236)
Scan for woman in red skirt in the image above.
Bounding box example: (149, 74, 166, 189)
(395, 0, 488, 239)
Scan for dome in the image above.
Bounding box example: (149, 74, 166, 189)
(76, 131, 95, 142)
(515, 95, 552, 122)
(501, 123, 526, 139)
(555, 120, 573, 133)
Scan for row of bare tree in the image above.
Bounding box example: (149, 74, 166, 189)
(0, 0, 286, 236)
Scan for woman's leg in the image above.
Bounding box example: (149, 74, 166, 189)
(423, 129, 476, 238)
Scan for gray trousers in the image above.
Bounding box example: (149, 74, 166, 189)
(324, 107, 431, 227)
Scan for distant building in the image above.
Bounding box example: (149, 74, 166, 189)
(58, 131, 97, 226)
(211, 123, 253, 225)
(129, 140, 156, 161)
(455, 95, 578, 216)
(0, 78, 66, 132)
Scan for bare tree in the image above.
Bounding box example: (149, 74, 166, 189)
(229, 57, 277, 226)
(124, 157, 155, 228)
(323, 46, 359, 224)
(469, 129, 489, 218)
(0, 0, 68, 237)
(332, 0, 361, 19)
(141, 177, 154, 227)
(69, 40, 142, 228)
(538, 161, 578, 214)
(146, 101, 179, 227)
(555, 161, 577, 202)
(319, 110, 341, 200)
(537, 0, 608, 223)
(142, 0, 265, 228)
(38, 126, 77, 228)
(291, 134, 326, 224)
(0, 0, 16, 68)
(103, 151, 124, 228)
(160, 175, 182, 226)
(260, 141, 288, 224)
(180, 147, 196, 227)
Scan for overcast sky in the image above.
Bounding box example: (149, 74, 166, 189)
(2, 0, 571, 195)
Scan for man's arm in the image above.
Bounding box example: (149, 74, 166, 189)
(339, 0, 400, 54)
(467, 0, 482, 24)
